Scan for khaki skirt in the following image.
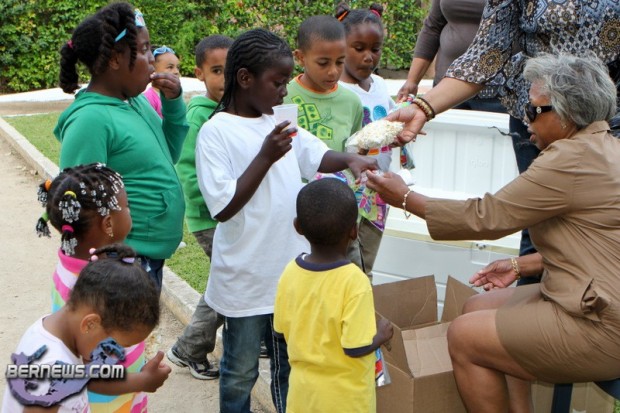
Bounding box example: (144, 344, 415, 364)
(496, 284, 620, 383)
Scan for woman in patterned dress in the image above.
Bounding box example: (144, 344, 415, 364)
(390, 0, 620, 142)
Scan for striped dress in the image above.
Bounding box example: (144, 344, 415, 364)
(52, 249, 148, 413)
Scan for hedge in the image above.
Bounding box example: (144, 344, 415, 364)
(0, 0, 425, 93)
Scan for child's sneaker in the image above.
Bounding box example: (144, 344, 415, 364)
(166, 346, 219, 380)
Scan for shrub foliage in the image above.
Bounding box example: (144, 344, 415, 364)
(0, 0, 424, 93)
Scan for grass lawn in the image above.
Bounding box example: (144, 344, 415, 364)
(3, 111, 209, 293)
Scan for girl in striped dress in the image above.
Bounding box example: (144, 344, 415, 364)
(36, 163, 151, 413)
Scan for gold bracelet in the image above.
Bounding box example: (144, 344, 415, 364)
(402, 189, 412, 219)
(510, 257, 521, 280)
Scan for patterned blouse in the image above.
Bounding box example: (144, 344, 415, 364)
(445, 0, 620, 119)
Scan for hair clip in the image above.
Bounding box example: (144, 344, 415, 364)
(67, 40, 74, 50)
(90, 254, 99, 262)
(370, 9, 381, 18)
(337, 10, 349, 21)
(121, 257, 136, 264)
(37, 179, 53, 206)
(61, 224, 74, 233)
(64, 190, 77, 198)
(35, 212, 51, 238)
(115, 9, 146, 43)
(61, 237, 78, 256)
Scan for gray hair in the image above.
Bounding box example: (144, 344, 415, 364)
(523, 53, 617, 129)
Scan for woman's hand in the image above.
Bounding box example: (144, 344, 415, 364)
(396, 80, 418, 103)
(366, 171, 410, 207)
(151, 73, 182, 99)
(385, 105, 428, 145)
(258, 121, 294, 164)
(470, 259, 519, 291)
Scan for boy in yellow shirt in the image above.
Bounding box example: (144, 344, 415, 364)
(274, 178, 393, 412)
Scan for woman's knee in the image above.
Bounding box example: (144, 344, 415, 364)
(462, 293, 486, 314)
(447, 316, 471, 362)
(462, 288, 515, 314)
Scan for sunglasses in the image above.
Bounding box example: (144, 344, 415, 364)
(524, 103, 553, 123)
(153, 46, 175, 57)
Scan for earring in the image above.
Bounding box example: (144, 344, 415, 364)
(561, 122, 567, 129)
(108, 231, 114, 238)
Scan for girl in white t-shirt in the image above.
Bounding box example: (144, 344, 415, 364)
(3, 244, 169, 413)
(338, 3, 397, 279)
(195, 28, 376, 413)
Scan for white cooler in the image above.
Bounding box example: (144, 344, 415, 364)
(375, 109, 521, 310)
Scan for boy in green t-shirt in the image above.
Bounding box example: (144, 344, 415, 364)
(284, 15, 363, 152)
(285, 15, 366, 270)
(167, 34, 233, 380)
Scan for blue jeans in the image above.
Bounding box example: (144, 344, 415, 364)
(509, 116, 543, 285)
(220, 314, 289, 413)
(138, 256, 165, 294)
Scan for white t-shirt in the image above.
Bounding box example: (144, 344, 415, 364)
(2, 317, 90, 413)
(196, 112, 329, 317)
(339, 74, 397, 171)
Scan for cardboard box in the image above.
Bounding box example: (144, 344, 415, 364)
(373, 275, 616, 413)
(374, 275, 476, 413)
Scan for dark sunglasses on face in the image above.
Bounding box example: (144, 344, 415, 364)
(153, 45, 175, 57)
(524, 103, 553, 123)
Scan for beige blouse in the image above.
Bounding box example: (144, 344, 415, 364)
(426, 121, 620, 321)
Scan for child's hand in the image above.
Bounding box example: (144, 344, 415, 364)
(396, 81, 418, 103)
(151, 73, 182, 100)
(346, 154, 378, 182)
(377, 318, 394, 346)
(259, 121, 294, 163)
(138, 351, 171, 392)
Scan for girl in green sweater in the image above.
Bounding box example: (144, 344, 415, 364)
(54, 2, 189, 294)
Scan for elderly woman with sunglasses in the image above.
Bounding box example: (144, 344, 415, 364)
(367, 53, 620, 412)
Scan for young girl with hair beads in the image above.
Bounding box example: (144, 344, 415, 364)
(195, 28, 377, 413)
(3, 243, 170, 413)
(54, 2, 188, 295)
(336, 2, 396, 279)
(36, 163, 154, 413)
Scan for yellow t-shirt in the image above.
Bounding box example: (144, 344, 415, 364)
(274, 255, 377, 413)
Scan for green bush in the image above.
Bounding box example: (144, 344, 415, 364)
(0, 0, 424, 93)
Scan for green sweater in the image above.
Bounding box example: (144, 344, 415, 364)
(175, 95, 218, 232)
(284, 76, 363, 152)
(54, 90, 188, 259)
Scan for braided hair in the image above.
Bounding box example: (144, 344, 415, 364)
(59, 2, 139, 94)
(68, 243, 160, 331)
(215, 28, 292, 114)
(335, 2, 384, 33)
(36, 163, 125, 256)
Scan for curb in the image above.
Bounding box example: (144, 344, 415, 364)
(0, 115, 275, 413)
